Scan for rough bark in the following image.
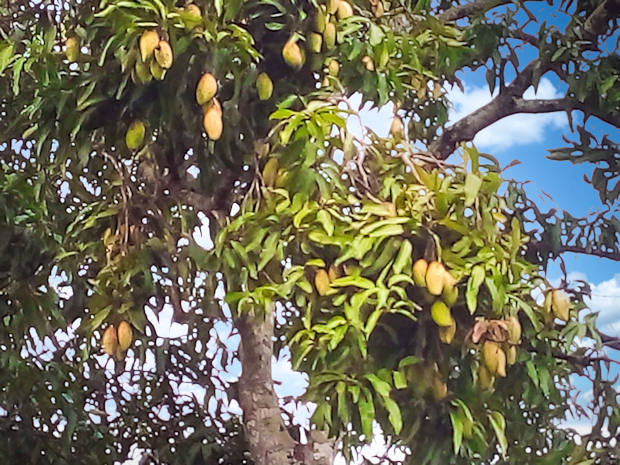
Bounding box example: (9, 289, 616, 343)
(236, 311, 335, 465)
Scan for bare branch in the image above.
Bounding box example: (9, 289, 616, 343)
(437, 0, 512, 22)
(557, 245, 620, 262)
(599, 331, 620, 351)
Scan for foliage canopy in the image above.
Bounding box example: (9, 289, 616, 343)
(0, 0, 618, 464)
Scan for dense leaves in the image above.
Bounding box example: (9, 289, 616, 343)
(0, 0, 618, 464)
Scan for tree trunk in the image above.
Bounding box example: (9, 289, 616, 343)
(236, 311, 335, 465)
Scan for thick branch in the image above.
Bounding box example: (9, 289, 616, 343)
(556, 245, 620, 261)
(437, 0, 512, 22)
(235, 312, 334, 465)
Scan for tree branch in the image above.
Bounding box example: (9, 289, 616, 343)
(599, 330, 620, 351)
(557, 245, 620, 261)
(437, 0, 512, 22)
(235, 311, 335, 465)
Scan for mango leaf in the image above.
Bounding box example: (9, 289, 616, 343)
(466, 265, 485, 313)
(487, 410, 508, 458)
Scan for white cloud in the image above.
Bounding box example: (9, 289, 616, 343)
(585, 274, 620, 337)
(447, 77, 567, 151)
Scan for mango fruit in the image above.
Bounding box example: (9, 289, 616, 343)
(314, 8, 327, 33)
(102, 326, 118, 356)
(431, 301, 454, 327)
(412, 259, 428, 287)
(196, 73, 218, 105)
(323, 22, 337, 50)
(185, 3, 201, 17)
(425, 261, 445, 296)
(203, 98, 223, 140)
(282, 37, 304, 69)
(309, 32, 323, 53)
(506, 315, 522, 344)
(477, 364, 495, 390)
(262, 158, 279, 187)
(150, 60, 166, 80)
(362, 55, 374, 71)
(506, 345, 517, 365)
(551, 289, 571, 321)
(126, 120, 146, 150)
(482, 341, 506, 377)
(327, 59, 340, 76)
(65, 37, 80, 62)
(154, 40, 173, 69)
(439, 320, 456, 344)
(315, 269, 331, 296)
(256, 72, 273, 100)
(337, 0, 354, 19)
(139, 29, 159, 62)
(389, 115, 405, 140)
(117, 321, 133, 351)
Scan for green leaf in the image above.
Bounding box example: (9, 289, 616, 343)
(383, 397, 402, 434)
(487, 410, 507, 457)
(466, 265, 485, 313)
(365, 373, 391, 398)
(392, 239, 412, 275)
(0, 42, 15, 75)
(449, 410, 463, 455)
(464, 173, 482, 207)
(393, 370, 407, 389)
(316, 209, 334, 236)
(358, 390, 375, 438)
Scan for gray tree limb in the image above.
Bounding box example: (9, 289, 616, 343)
(236, 311, 335, 465)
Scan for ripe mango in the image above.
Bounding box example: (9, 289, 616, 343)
(425, 261, 445, 296)
(477, 364, 495, 390)
(328, 264, 341, 281)
(439, 320, 456, 344)
(154, 40, 173, 69)
(102, 326, 118, 356)
(117, 321, 133, 351)
(337, 0, 354, 19)
(203, 98, 223, 140)
(139, 29, 159, 62)
(362, 55, 374, 71)
(313, 7, 327, 33)
(282, 37, 304, 69)
(482, 341, 506, 377)
(327, 59, 340, 76)
(309, 32, 323, 53)
(185, 3, 201, 17)
(196, 73, 218, 105)
(314, 269, 331, 296)
(389, 115, 405, 140)
(506, 315, 521, 344)
(551, 289, 571, 321)
(126, 120, 146, 150)
(506, 345, 517, 365)
(65, 37, 80, 62)
(256, 72, 273, 100)
(412, 259, 428, 287)
(323, 22, 337, 50)
(327, 0, 339, 14)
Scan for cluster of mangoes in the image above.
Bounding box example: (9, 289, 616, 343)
(102, 320, 134, 360)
